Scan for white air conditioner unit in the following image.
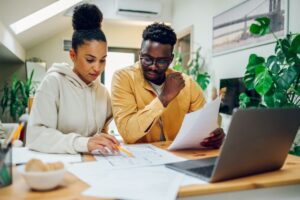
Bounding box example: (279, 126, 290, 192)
(116, 0, 161, 17)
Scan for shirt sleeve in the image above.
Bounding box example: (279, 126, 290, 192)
(188, 78, 206, 112)
(111, 70, 165, 144)
(26, 75, 89, 154)
(101, 91, 113, 134)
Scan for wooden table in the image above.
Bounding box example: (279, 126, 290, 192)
(1, 142, 300, 199)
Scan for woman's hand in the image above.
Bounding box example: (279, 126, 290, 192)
(88, 133, 120, 154)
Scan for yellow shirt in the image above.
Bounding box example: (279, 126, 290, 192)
(111, 62, 206, 144)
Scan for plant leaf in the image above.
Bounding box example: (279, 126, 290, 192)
(277, 67, 298, 90)
(249, 17, 270, 36)
(239, 93, 250, 108)
(291, 34, 300, 54)
(254, 67, 273, 95)
(196, 73, 210, 90)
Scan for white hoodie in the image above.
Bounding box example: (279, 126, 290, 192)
(26, 63, 112, 154)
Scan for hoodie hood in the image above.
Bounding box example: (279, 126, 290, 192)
(47, 63, 97, 89)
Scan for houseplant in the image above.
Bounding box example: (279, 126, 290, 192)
(0, 70, 35, 122)
(239, 17, 300, 155)
(173, 47, 210, 91)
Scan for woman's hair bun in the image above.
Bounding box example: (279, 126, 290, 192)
(72, 3, 103, 31)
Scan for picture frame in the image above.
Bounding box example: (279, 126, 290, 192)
(212, 0, 289, 57)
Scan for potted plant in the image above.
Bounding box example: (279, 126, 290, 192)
(173, 47, 210, 91)
(0, 70, 35, 122)
(239, 17, 300, 155)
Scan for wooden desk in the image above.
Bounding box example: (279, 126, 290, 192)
(1, 142, 300, 199)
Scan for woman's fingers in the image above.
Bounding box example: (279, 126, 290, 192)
(92, 134, 119, 152)
(101, 133, 120, 145)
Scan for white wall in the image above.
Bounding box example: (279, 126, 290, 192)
(0, 21, 25, 62)
(172, 0, 300, 88)
(26, 22, 145, 68)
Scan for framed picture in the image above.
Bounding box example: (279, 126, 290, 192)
(212, 0, 289, 56)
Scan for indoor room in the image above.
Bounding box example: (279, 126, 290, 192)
(0, 0, 300, 199)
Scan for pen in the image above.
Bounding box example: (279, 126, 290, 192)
(11, 123, 24, 143)
(116, 146, 134, 157)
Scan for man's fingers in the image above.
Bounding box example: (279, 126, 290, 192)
(206, 132, 225, 143)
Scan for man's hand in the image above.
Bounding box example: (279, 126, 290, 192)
(159, 72, 185, 107)
(201, 128, 225, 149)
(88, 133, 120, 154)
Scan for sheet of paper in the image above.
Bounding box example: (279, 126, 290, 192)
(12, 147, 82, 165)
(68, 162, 207, 189)
(168, 97, 221, 150)
(93, 144, 185, 169)
(82, 167, 184, 200)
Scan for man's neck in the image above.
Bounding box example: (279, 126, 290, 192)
(149, 75, 166, 85)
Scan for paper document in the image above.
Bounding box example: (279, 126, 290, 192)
(168, 97, 221, 150)
(12, 147, 82, 165)
(82, 167, 183, 200)
(93, 144, 185, 169)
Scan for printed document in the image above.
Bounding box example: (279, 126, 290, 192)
(93, 144, 185, 168)
(168, 97, 221, 150)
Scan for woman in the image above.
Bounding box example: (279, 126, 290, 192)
(26, 3, 119, 154)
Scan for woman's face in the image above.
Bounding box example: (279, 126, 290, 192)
(70, 40, 107, 84)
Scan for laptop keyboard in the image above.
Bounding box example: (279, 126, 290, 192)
(187, 165, 215, 178)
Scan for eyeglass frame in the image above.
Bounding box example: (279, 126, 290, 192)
(139, 53, 173, 69)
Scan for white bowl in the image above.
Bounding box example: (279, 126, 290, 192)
(18, 165, 65, 191)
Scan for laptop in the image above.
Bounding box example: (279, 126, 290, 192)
(165, 108, 300, 183)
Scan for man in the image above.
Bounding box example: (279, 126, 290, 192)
(111, 23, 224, 148)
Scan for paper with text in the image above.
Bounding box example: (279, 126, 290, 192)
(168, 97, 221, 150)
(93, 144, 185, 169)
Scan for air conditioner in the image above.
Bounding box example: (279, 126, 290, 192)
(116, 0, 161, 17)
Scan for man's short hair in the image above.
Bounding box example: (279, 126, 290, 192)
(142, 22, 177, 46)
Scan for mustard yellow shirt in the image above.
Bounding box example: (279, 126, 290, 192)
(111, 62, 206, 144)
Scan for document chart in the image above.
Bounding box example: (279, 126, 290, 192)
(94, 144, 184, 168)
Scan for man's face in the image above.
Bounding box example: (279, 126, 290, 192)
(140, 40, 173, 85)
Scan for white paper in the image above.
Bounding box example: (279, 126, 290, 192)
(68, 162, 207, 189)
(168, 97, 221, 150)
(82, 167, 184, 200)
(93, 144, 185, 169)
(12, 147, 82, 165)
(154, 166, 208, 186)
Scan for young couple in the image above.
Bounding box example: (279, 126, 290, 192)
(27, 3, 224, 154)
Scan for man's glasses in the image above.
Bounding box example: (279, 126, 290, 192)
(140, 55, 172, 68)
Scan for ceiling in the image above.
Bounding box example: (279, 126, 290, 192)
(0, 0, 173, 51)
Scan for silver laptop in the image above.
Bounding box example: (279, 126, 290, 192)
(165, 108, 300, 183)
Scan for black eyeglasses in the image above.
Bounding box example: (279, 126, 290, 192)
(140, 55, 172, 68)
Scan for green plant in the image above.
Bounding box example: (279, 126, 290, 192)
(173, 47, 210, 90)
(0, 70, 34, 122)
(239, 17, 300, 155)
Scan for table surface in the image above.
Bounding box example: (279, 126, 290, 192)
(1, 142, 300, 199)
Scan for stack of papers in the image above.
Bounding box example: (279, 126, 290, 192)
(68, 144, 208, 200)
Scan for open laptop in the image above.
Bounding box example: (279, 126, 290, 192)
(165, 108, 300, 183)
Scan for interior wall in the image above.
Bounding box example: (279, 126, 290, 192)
(26, 22, 145, 69)
(0, 21, 26, 62)
(172, 0, 300, 90)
